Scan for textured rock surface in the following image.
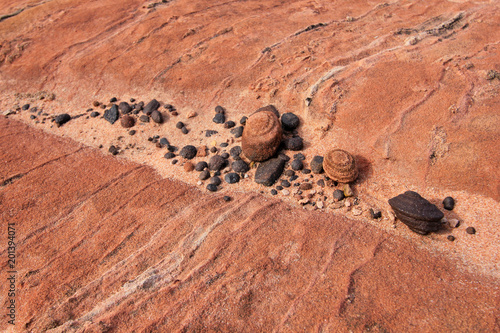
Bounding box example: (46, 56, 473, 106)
(0, 117, 498, 332)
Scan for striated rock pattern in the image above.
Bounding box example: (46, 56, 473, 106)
(323, 149, 358, 183)
(389, 191, 444, 235)
(242, 110, 282, 161)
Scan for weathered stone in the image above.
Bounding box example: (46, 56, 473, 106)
(254, 157, 285, 186)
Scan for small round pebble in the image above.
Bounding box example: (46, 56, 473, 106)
(159, 138, 169, 147)
(333, 189, 345, 201)
(281, 112, 300, 131)
(310, 156, 324, 174)
(171, 159, 178, 165)
(90, 111, 100, 118)
(207, 183, 218, 192)
(210, 176, 222, 186)
(55, 113, 71, 126)
(284, 136, 303, 151)
(299, 182, 313, 191)
(184, 162, 195, 172)
(293, 153, 305, 160)
(120, 115, 135, 128)
(317, 179, 325, 187)
(289, 175, 298, 181)
(210, 146, 218, 153)
(129, 130, 136, 136)
(181, 127, 189, 134)
(232, 160, 249, 173)
(221, 152, 230, 159)
(110, 97, 117, 102)
(447, 235, 456, 242)
(151, 110, 163, 123)
(224, 121, 236, 128)
(276, 185, 283, 191)
(179, 145, 197, 159)
(199, 170, 211, 180)
(22, 104, 30, 110)
(213, 113, 225, 124)
(195, 161, 208, 171)
(176, 121, 184, 129)
(466, 227, 476, 235)
(443, 196, 455, 210)
(225, 173, 240, 184)
(220, 142, 229, 147)
(230, 126, 244, 138)
(209, 155, 226, 171)
(223, 196, 231, 202)
(291, 159, 303, 171)
(281, 180, 291, 187)
(302, 169, 311, 174)
(164, 152, 175, 159)
(240, 116, 247, 125)
(215, 105, 225, 114)
(230, 146, 242, 158)
(284, 170, 295, 177)
(270, 189, 278, 195)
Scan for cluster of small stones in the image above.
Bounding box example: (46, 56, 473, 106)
(4, 96, 477, 239)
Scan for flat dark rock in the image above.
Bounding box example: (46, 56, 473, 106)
(118, 101, 132, 114)
(283, 136, 303, 151)
(151, 110, 163, 124)
(254, 157, 286, 186)
(144, 99, 160, 115)
(310, 155, 324, 174)
(55, 113, 71, 126)
(104, 104, 119, 124)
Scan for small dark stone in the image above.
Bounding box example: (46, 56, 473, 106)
(281, 180, 291, 187)
(215, 105, 225, 114)
(291, 159, 303, 171)
(276, 186, 283, 191)
(221, 152, 230, 159)
(317, 179, 325, 187)
(129, 130, 136, 136)
(333, 189, 345, 201)
(30, 115, 36, 120)
(164, 152, 175, 159)
(284, 170, 295, 177)
(179, 145, 197, 159)
(210, 146, 218, 154)
(210, 176, 222, 186)
(289, 175, 298, 181)
(240, 116, 248, 125)
(214, 171, 221, 177)
(165, 104, 175, 111)
(151, 110, 163, 123)
(109, 145, 119, 155)
(172, 159, 178, 165)
(299, 182, 313, 191)
(230, 146, 242, 158)
(310, 156, 324, 174)
(205, 130, 218, 137)
(232, 160, 249, 173)
(136, 101, 144, 110)
(302, 169, 311, 174)
(167, 145, 177, 152)
(225, 173, 240, 184)
(199, 170, 211, 180)
(101, 104, 106, 109)
(144, 99, 160, 115)
(90, 111, 100, 118)
(195, 161, 208, 171)
(207, 183, 218, 192)
(466, 227, 476, 235)
(223, 196, 231, 202)
(447, 235, 455, 242)
(220, 142, 229, 148)
(159, 138, 169, 147)
(369, 208, 382, 219)
(283, 136, 303, 151)
(443, 197, 455, 210)
(278, 153, 290, 162)
(55, 113, 71, 126)
(93, 101, 100, 107)
(281, 112, 300, 131)
(118, 102, 132, 114)
(130, 98, 136, 103)
(209, 155, 226, 171)
(224, 121, 236, 128)
(230, 126, 244, 138)
(22, 104, 30, 110)
(181, 127, 189, 134)
(120, 115, 135, 128)
(254, 157, 286, 186)
(271, 189, 278, 195)
(30, 107, 38, 113)
(104, 105, 119, 124)
(110, 97, 118, 103)
(213, 113, 225, 124)
(176, 121, 184, 129)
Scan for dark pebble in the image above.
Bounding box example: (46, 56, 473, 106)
(302, 169, 311, 174)
(230, 146, 242, 158)
(129, 130, 136, 136)
(168, 145, 177, 152)
(109, 145, 119, 155)
(210, 176, 222, 186)
(130, 98, 136, 103)
(299, 182, 313, 191)
(276, 185, 283, 191)
(220, 142, 229, 147)
(317, 179, 325, 187)
(90, 111, 100, 118)
(181, 127, 189, 134)
(281, 180, 291, 187)
(214, 171, 221, 177)
(213, 113, 225, 124)
(101, 104, 106, 109)
(284, 170, 295, 177)
(240, 116, 247, 125)
(447, 235, 456, 242)
(278, 153, 290, 162)
(443, 197, 455, 210)
(205, 130, 218, 137)
(310, 156, 324, 174)
(215, 105, 225, 114)
(221, 152, 230, 159)
(209, 155, 226, 171)
(159, 138, 169, 147)
(254, 157, 286, 186)
(369, 208, 382, 219)
(93, 101, 100, 107)
(271, 189, 278, 195)
(199, 170, 211, 180)
(225, 173, 240, 184)
(207, 184, 218, 192)
(172, 159, 178, 165)
(223, 196, 231, 202)
(103, 105, 119, 124)
(232, 160, 249, 173)
(179, 145, 197, 159)
(289, 175, 298, 181)
(165, 104, 175, 111)
(22, 104, 30, 110)
(291, 159, 303, 171)
(230, 126, 243, 138)
(466, 227, 476, 235)
(151, 110, 163, 123)
(176, 121, 184, 129)
(118, 102, 132, 114)
(30, 115, 36, 120)
(281, 112, 300, 131)
(110, 97, 118, 103)
(164, 152, 175, 159)
(283, 136, 303, 151)
(195, 161, 208, 171)
(144, 99, 160, 115)
(30, 107, 38, 113)
(210, 146, 218, 153)
(224, 121, 236, 128)
(136, 101, 144, 110)
(333, 189, 345, 201)
(55, 113, 71, 126)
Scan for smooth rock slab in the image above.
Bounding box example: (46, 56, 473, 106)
(254, 157, 286, 186)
